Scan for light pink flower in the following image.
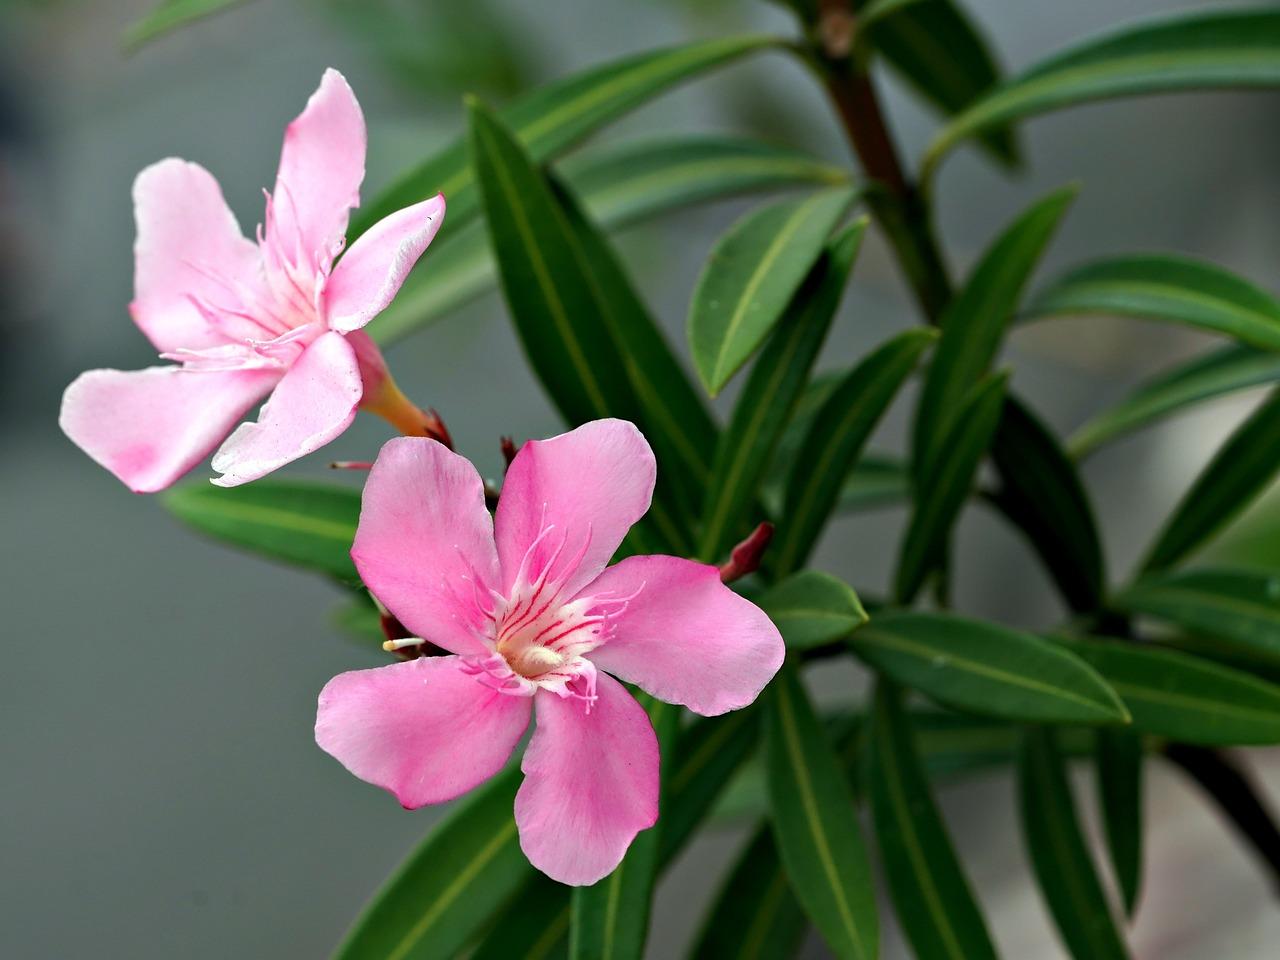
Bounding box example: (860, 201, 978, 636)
(315, 419, 785, 885)
(60, 69, 445, 492)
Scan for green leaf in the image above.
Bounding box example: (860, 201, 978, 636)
(353, 34, 779, 241)
(688, 187, 859, 395)
(1069, 344, 1280, 458)
(912, 185, 1076, 474)
(989, 394, 1105, 613)
(926, 9, 1280, 178)
(867, 681, 998, 960)
(123, 0, 250, 49)
(1018, 728, 1131, 960)
(1023, 254, 1280, 351)
(470, 873, 570, 960)
(862, 0, 1020, 166)
(1115, 567, 1280, 665)
(1067, 637, 1280, 746)
(1142, 389, 1280, 572)
(371, 137, 850, 346)
(330, 595, 383, 647)
(335, 768, 530, 960)
(1094, 727, 1144, 916)
(698, 220, 867, 560)
(773, 328, 937, 576)
(850, 611, 1130, 725)
(896, 372, 1008, 604)
(161, 479, 360, 582)
(758, 571, 869, 651)
(765, 665, 878, 960)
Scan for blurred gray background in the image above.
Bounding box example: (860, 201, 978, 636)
(3, 0, 1280, 956)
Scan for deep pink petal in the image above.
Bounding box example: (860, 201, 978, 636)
(271, 68, 366, 264)
(351, 436, 502, 656)
(316, 656, 531, 809)
(59, 366, 278, 493)
(131, 158, 262, 352)
(210, 330, 362, 486)
(495, 419, 655, 600)
(324, 194, 446, 333)
(515, 675, 659, 886)
(584, 556, 785, 716)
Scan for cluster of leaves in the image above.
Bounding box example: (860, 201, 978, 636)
(141, 1, 1280, 958)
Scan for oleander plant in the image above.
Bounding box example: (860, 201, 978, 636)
(67, 0, 1280, 957)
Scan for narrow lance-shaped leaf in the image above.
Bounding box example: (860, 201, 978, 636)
(353, 34, 779, 240)
(989, 394, 1105, 613)
(765, 664, 878, 960)
(773, 327, 938, 576)
(849, 612, 1130, 725)
(1018, 728, 1131, 960)
(123, 0, 250, 49)
(868, 680, 998, 960)
(372, 137, 852, 346)
(912, 185, 1075, 475)
(334, 768, 530, 960)
(688, 187, 858, 395)
(925, 9, 1280, 178)
(1142, 389, 1280, 572)
(1114, 567, 1280, 666)
(758, 571, 869, 652)
(161, 479, 360, 582)
(1095, 727, 1144, 916)
(897, 372, 1008, 604)
(1069, 344, 1280, 459)
(698, 219, 867, 560)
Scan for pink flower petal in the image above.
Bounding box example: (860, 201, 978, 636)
(271, 68, 366, 265)
(59, 366, 278, 493)
(131, 158, 262, 352)
(495, 419, 655, 601)
(351, 437, 502, 656)
(324, 194, 446, 333)
(515, 674, 659, 886)
(585, 556, 785, 717)
(210, 330, 362, 487)
(316, 656, 532, 809)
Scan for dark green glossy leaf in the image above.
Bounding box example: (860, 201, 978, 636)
(1095, 727, 1144, 916)
(698, 220, 867, 559)
(124, 0, 250, 49)
(1117, 567, 1280, 665)
(1142, 389, 1280, 572)
(353, 34, 779, 240)
(868, 681, 997, 960)
(912, 185, 1075, 474)
(470, 874, 570, 960)
(1018, 729, 1131, 960)
(689, 187, 859, 395)
(989, 394, 1105, 613)
(1023, 254, 1280, 351)
(850, 612, 1130, 724)
(335, 768, 530, 960)
(773, 328, 937, 576)
(897, 373, 1008, 604)
(758, 571, 868, 651)
(1069, 345, 1280, 458)
(926, 9, 1280, 177)
(162, 479, 359, 581)
(765, 665, 877, 960)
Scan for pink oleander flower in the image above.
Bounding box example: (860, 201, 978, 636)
(315, 419, 785, 885)
(60, 69, 444, 492)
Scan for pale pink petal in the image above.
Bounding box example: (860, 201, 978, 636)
(210, 330, 362, 487)
(515, 674, 659, 886)
(131, 158, 262, 352)
(316, 656, 531, 809)
(351, 436, 502, 656)
(584, 556, 785, 717)
(271, 68, 366, 264)
(495, 419, 655, 600)
(324, 195, 446, 333)
(59, 366, 278, 493)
